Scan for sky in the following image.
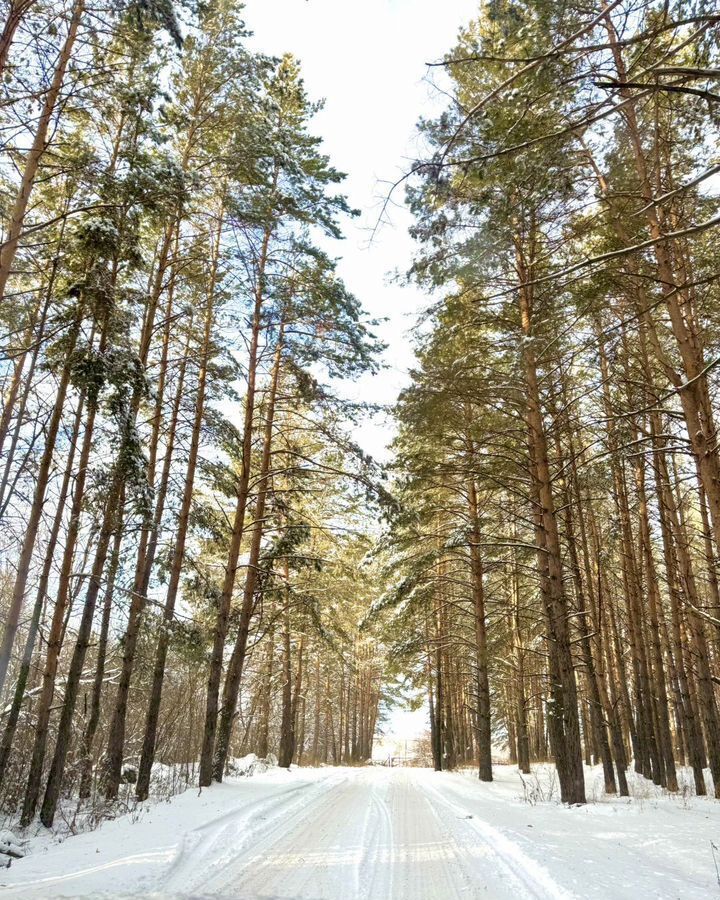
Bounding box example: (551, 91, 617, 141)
(244, 0, 479, 465)
(243, 0, 479, 740)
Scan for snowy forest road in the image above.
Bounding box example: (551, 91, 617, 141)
(164, 767, 565, 900)
(2, 764, 718, 898)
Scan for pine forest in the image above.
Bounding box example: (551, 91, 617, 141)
(0, 2, 719, 898)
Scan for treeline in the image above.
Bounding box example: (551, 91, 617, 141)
(0, 0, 385, 828)
(383, 0, 720, 804)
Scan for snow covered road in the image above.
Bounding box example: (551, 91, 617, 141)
(168, 767, 565, 900)
(1, 764, 719, 898)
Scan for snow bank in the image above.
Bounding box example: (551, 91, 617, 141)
(0, 764, 325, 898)
(225, 752, 278, 776)
(446, 763, 720, 898)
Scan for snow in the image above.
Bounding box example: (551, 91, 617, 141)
(0, 830, 23, 861)
(225, 752, 277, 777)
(1, 764, 719, 898)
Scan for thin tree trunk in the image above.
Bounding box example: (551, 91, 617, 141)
(0, 0, 85, 302)
(134, 219, 222, 801)
(211, 323, 285, 781)
(515, 226, 585, 804)
(199, 221, 273, 787)
(0, 0, 39, 77)
(278, 566, 294, 769)
(104, 300, 191, 799)
(78, 498, 125, 799)
(39, 468, 125, 826)
(37, 241, 164, 826)
(0, 306, 84, 695)
(0, 391, 85, 786)
(467, 474, 492, 781)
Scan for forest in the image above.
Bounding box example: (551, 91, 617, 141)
(0, 0, 720, 894)
(0, 0, 389, 830)
(388, 0, 720, 808)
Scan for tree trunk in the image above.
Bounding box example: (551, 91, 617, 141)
(135, 221, 222, 801)
(278, 573, 294, 769)
(103, 225, 187, 799)
(0, 306, 84, 695)
(515, 227, 585, 804)
(467, 474, 492, 781)
(199, 222, 273, 787)
(78, 500, 125, 799)
(0, 392, 84, 786)
(39, 464, 125, 826)
(211, 323, 285, 781)
(0, 0, 85, 302)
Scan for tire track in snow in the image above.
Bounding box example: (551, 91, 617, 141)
(171, 767, 575, 899)
(197, 770, 373, 897)
(356, 770, 394, 898)
(165, 770, 349, 895)
(10, 767, 575, 899)
(419, 774, 576, 900)
(383, 767, 479, 899)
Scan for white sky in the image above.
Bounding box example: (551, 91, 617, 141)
(244, 0, 479, 465)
